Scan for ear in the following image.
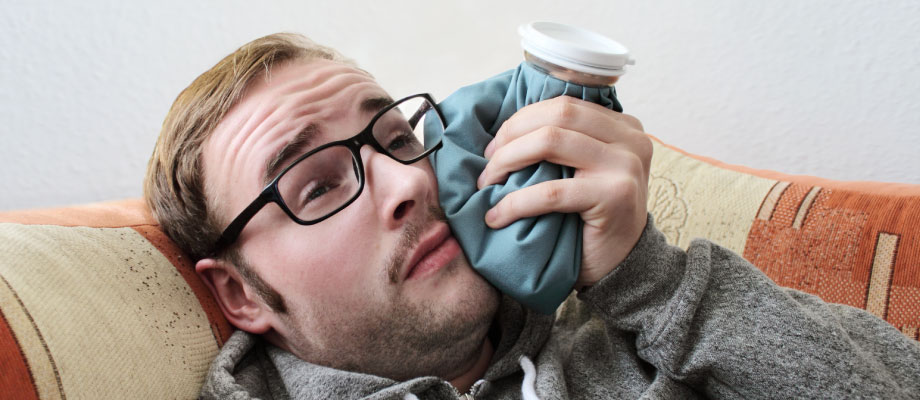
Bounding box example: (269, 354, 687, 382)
(196, 257, 274, 334)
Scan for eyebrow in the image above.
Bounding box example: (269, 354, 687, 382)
(261, 95, 395, 186)
(263, 123, 320, 186)
(360, 95, 395, 114)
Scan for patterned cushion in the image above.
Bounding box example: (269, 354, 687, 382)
(647, 135, 920, 341)
(0, 199, 232, 399)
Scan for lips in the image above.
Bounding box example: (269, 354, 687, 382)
(403, 222, 461, 281)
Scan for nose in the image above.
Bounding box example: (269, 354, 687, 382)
(360, 145, 432, 230)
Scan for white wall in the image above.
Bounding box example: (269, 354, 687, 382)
(2, 0, 919, 210)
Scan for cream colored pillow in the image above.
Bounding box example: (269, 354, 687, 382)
(0, 199, 232, 399)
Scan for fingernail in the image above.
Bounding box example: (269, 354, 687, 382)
(483, 140, 495, 159)
(477, 171, 487, 189)
(485, 208, 498, 226)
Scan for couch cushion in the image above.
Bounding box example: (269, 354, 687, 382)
(1, 137, 918, 399)
(0, 199, 232, 399)
(647, 135, 920, 341)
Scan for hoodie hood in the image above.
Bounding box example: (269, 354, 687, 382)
(199, 295, 554, 400)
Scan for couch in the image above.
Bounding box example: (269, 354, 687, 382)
(2, 136, 918, 398)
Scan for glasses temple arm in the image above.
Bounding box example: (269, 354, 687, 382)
(209, 191, 273, 257)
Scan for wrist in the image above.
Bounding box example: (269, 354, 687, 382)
(578, 212, 650, 289)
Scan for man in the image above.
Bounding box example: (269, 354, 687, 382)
(145, 33, 920, 399)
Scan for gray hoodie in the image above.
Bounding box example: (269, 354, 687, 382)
(200, 217, 920, 399)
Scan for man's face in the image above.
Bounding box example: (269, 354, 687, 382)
(201, 59, 499, 380)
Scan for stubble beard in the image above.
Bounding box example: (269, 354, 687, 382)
(283, 205, 501, 381)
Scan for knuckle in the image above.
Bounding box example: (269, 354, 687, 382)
(552, 95, 578, 105)
(543, 183, 565, 206)
(551, 97, 577, 124)
(616, 176, 642, 203)
(625, 152, 647, 180)
(621, 113, 644, 131)
(634, 135, 654, 166)
(540, 126, 566, 150)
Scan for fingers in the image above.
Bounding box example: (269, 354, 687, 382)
(477, 94, 652, 238)
(484, 179, 598, 228)
(484, 96, 642, 159)
(478, 128, 651, 190)
(484, 174, 644, 229)
(477, 126, 605, 188)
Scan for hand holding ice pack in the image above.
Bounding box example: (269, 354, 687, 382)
(425, 22, 630, 314)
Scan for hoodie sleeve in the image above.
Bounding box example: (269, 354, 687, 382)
(578, 214, 920, 399)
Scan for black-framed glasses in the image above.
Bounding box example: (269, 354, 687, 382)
(210, 93, 445, 256)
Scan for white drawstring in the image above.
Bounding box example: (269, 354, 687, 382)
(519, 356, 540, 400)
(403, 393, 419, 400)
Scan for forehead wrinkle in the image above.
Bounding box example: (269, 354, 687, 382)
(308, 71, 380, 108)
(229, 86, 326, 178)
(255, 74, 386, 168)
(206, 90, 312, 210)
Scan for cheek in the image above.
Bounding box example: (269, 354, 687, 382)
(249, 213, 387, 304)
(418, 159, 438, 186)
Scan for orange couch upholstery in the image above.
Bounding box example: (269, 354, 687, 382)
(646, 136, 920, 338)
(1, 137, 918, 398)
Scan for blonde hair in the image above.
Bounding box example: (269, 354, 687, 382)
(144, 33, 352, 311)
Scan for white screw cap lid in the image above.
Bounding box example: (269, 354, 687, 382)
(519, 21, 634, 77)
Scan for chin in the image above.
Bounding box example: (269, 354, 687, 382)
(291, 257, 500, 380)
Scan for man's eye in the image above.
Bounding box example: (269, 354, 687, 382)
(303, 180, 339, 204)
(387, 132, 419, 152)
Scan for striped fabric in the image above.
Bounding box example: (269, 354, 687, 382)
(1, 138, 918, 399)
(647, 136, 920, 341)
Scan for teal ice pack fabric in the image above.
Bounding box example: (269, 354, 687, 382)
(425, 62, 623, 314)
